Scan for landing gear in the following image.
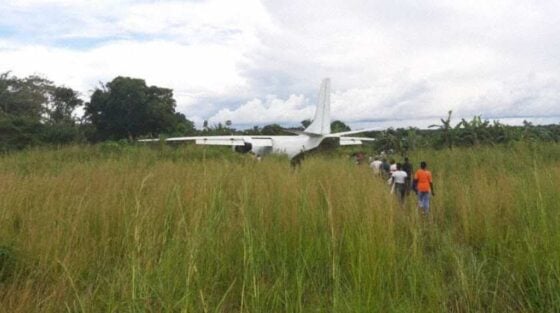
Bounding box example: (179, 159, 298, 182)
(290, 152, 305, 168)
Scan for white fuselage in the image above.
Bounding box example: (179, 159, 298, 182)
(249, 135, 324, 159)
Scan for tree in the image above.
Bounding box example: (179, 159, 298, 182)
(429, 110, 455, 149)
(242, 126, 261, 135)
(301, 119, 311, 128)
(0, 72, 83, 150)
(405, 127, 419, 151)
(201, 120, 236, 135)
(455, 115, 491, 146)
(331, 120, 351, 133)
(374, 128, 401, 153)
(167, 112, 196, 137)
(45, 87, 83, 124)
(261, 124, 285, 135)
(0, 72, 50, 121)
(84, 76, 194, 141)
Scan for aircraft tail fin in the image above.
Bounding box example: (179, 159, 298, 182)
(305, 78, 331, 135)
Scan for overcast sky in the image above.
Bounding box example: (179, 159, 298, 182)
(1, 0, 559, 129)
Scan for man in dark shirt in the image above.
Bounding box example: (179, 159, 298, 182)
(402, 157, 413, 195)
(381, 158, 391, 179)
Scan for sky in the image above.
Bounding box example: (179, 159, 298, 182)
(1, 0, 560, 130)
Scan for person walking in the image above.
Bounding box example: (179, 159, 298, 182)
(413, 161, 435, 215)
(380, 158, 391, 179)
(370, 157, 382, 176)
(402, 157, 413, 195)
(391, 163, 408, 205)
(389, 159, 397, 174)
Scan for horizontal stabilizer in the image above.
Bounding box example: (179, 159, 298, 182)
(281, 129, 322, 137)
(339, 136, 376, 146)
(325, 127, 377, 138)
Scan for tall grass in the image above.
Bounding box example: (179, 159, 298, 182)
(0, 143, 559, 312)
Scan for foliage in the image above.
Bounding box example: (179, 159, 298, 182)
(260, 123, 286, 135)
(331, 120, 351, 133)
(368, 113, 560, 156)
(429, 110, 455, 149)
(84, 76, 195, 141)
(0, 72, 84, 151)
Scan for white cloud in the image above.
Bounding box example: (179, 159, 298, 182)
(227, 0, 560, 126)
(1, 0, 560, 129)
(0, 39, 249, 108)
(0, 0, 272, 118)
(210, 94, 312, 125)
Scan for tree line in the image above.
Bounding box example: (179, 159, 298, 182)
(1, 72, 559, 153)
(0, 73, 196, 151)
(369, 110, 560, 154)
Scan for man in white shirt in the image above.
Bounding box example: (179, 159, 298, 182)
(391, 163, 408, 205)
(370, 157, 382, 175)
(389, 159, 397, 173)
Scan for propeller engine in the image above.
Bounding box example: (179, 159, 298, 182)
(234, 142, 252, 154)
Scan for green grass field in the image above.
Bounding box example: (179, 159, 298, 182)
(0, 143, 559, 312)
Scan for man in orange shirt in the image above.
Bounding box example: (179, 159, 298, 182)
(413, 161, 435, 214)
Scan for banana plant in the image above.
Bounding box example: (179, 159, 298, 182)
(429, 110, 455, 149)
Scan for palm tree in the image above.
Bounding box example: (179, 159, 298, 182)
(429, 110, 454, 149)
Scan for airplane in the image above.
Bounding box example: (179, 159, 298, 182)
(139, 78, 376, 159)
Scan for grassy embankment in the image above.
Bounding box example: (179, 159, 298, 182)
(0, 143, 559, 312)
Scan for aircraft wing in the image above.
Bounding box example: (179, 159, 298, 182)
(338, 136, 376, 145)
(138, 136, 273, 147)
